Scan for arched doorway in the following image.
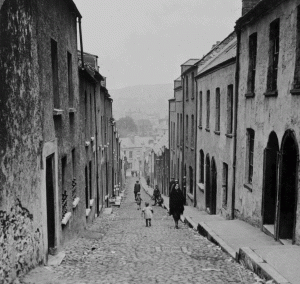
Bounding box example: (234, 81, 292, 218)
(262, 132, 279, 230)
(210, 158, 217, 215)
(277, 130, 298, 242)
(205, 154, 211, 213)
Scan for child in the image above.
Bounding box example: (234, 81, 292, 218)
(142, 202, 153, 227)
(136, 192, 142, 210)
(157, 194, 164, 207)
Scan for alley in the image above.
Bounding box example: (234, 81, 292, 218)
(21, 178, 257, 284)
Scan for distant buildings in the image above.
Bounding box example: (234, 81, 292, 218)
(169, 0, 300, 246)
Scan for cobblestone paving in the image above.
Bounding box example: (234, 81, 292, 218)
(21, 178, 260, 284)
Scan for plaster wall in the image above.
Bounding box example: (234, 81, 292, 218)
(196, 62, 236, 218)
(236, 0, 300, 243)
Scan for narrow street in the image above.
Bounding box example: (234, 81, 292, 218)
(21, 178, 258, 284)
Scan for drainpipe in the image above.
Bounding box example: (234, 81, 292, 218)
(232, 29, 241, 220)
(78, 17, 84, 69)
(194, 77, 198, 208)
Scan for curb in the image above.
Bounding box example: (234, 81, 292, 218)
(239, 247, 291, 284)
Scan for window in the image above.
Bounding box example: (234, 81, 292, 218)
(185, 75, 189, 100)
(85, 166, 89, 208)
(227, 85, 233, 134)
(215, 88, 220, 132)
(267, 19, 280, 92)
(177, 114, 179, 146)
(90, 93, 93, 137)
(293, 6, 300, 89)
(85, 91, 88, 139)
(51, 39, 59, 109)
(191, 115, 194, 148)
(206, 90, 210, 129)
(186, 115, 189, 144)
(199, 150, 204, 183)
(199, 91, 202, 127)
(222, 163, 228, 207)
(189, 166, 193, 194)
(247, 33, 257, 94)
(191, 72, 195, 99)
(129, 151, 133, 158)
(89, 161, 92, 200)
(180, 114, 183, 146)
(67, 52, 73, 106)
(246, 129, 255, 184)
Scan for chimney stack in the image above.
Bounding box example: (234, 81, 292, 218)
(242, 0, 261, 15)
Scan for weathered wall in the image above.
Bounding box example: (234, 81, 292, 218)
(196, 62, 236, 218)
(0, 0, 44, 281)
(236, 0, 300, 243)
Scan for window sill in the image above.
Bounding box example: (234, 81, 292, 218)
(61, 212, 72, 225)
(53, 109, 63, 116)
(197, 183, 204, 193)
(86, 208, 91, 217)
(198, 126, 202, 129)
(187, 193, 194, 201)
(91, 137, 95, 142)
(244, 183, 253, 192)
(225, 133, 233, 138)
(72, 197, 80, 209)
(205, 128, 210, 132)
(214, 131, 220, 135)
(85, 141, 90, 147)
(264, 90, 278, 97)
(69, 107, 76, 113)
(290, 89, 300, 95)
(245, 92, 255, 98)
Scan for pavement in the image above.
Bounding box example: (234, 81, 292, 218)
(20, 177, 259, 284)
(140, 177, 299, 284)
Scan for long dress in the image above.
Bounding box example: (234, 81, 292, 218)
(169, 187, 185, 221)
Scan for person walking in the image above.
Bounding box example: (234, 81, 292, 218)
(134, 180, 141, 200)
(152, 185, 160, 206)
(169, 182, 185, 229)
(136, 192, 142, 210)
(142, 202, 153, 227)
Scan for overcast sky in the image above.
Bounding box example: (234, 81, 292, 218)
(73, 0, 242, 90)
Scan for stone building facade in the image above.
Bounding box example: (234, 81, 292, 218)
(235, 0, 300, 244)
(195, 33, 237, 218)
(0, 1, 121, 281)
(182, 60, 199, 206)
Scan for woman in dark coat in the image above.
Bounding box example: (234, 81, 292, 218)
(169, 182, 185, 229)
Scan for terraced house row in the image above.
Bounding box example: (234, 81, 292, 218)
(0, 0, 122, 282)
(169, 0, 300, 247)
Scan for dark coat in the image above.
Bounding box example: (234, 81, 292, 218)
(169, 186, 185, 216)
(134, 183, 141, 193)
(153, 188, 160, 197)
(169, 181, 175, 193)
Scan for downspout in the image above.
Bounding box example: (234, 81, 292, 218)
(94, 84, 99, 215)
(194, 77, 198, 208)
(232, 29, 241, 220)
(78, 17, 84, 69)
(182, 75, 185, 193)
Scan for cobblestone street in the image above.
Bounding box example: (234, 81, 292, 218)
(21, 178, 258, 284)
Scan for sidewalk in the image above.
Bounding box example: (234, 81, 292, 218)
(140, 177, 299, 284)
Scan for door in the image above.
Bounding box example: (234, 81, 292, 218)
(46, 155, 56, 253)
(211, 159, 217, 215)
(205, 155, 211, 213)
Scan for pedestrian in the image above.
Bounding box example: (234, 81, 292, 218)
(142, 202, 153, 227)
(147, 177, 150, 187)
(157, 194, 164, 207)
(152, 185, 160, 206)
(134, 180, 141, 200)
(136, 192, 142, 210)
(169, 182, 185, 229)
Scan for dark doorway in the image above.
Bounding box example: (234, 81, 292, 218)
(278, 131, 298, 241)
(189, 166, 193, 194)
(205, 155, 211, 212)
(46, 155, 56, 253)
(262, 132, 279, 228)
(210, 158, 217, 215)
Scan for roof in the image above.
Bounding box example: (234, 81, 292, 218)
(152, 132, 169, 155)
(64, 0, 81, 18)
(197, 36, 236, 76)
(181, 59, 200, 66)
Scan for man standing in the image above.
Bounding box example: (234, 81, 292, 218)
(134, 180, 141, 200)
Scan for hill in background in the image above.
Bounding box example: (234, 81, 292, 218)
(110, 83, 173, 120)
